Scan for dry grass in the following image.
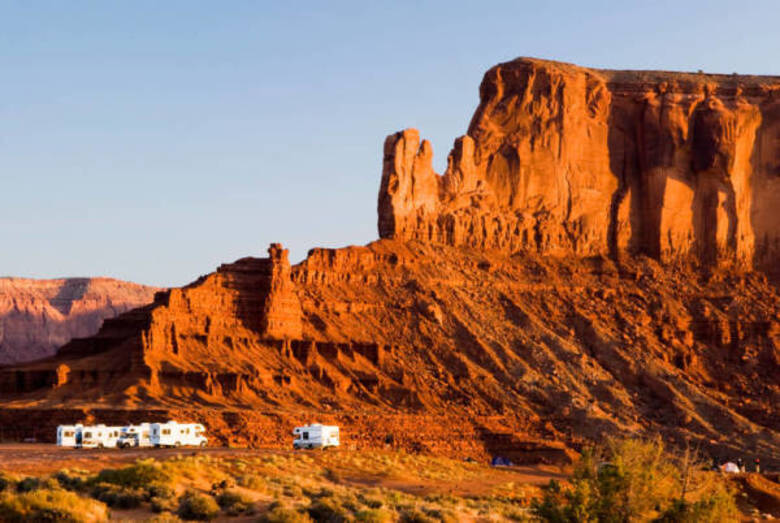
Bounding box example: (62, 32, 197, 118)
(0, 488, 109, 522)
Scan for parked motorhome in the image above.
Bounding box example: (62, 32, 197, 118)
(80, 425, 123, 449)
(150, 422, 207, 448)
(292, 424, 339, 449)
(56, 424, 83, 447)
(117, 423, 152, 448)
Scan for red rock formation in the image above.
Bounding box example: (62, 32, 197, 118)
(378, 58, 780, 270)
(0, 278, 160, 364)
(0, 58, 778, 467)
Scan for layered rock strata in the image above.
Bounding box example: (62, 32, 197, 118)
(1, 58, 778, 466)
(0, 278, 159, 364)
(378, 58, 780, 271)
(1, 241, 778, 466)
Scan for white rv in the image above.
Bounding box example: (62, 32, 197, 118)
(56, 424, 83, 447)
(117, 423, 152, 448)
(80, 425, 123, 449)
(292, 424, 340, 449)
(150, 422, 207, 448)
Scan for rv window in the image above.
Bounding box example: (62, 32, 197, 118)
(302, 432, 309, 440)
(162, 429, 171, 435)
(143, 431, 149, 438)
(85, 432, 92, 438)
(65, 431, 74, 437)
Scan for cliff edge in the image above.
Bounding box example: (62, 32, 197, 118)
(379, 58, 780, 275)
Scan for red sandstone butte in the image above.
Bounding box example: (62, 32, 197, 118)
(379, 58, 780, 274)
(0, 58, 777, 467)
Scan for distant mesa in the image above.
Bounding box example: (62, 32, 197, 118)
(0, 277, 160, 365)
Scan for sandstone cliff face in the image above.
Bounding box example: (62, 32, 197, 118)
(378, 58, 780, 271)
(0, 278, 160, 364)
(0, 58, 777, 467)
(1, 241, 778, 466)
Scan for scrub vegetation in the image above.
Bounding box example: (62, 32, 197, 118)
(0, 439, 744, 521)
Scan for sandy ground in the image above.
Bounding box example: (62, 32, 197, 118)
(0, 444, 291, 475)
(0, 443, 568, 491)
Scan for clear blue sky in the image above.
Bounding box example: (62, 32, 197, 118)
(1, 1, 777, 287)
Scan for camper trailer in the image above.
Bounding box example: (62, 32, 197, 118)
(117, 423, 152, 448)
(80, 425, 123, 449)
(150, 422, 207, 448)
(56, 424, 83, 447)
(292, 424, 340, 449)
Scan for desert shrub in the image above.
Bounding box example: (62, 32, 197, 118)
(0, 472, 18, 493)
(656, 487, 738, 522)
(237, 473, 267, 492)
(93, 459, 170, 489)
(89, 482, 145, 509)
(147, 515, 183, 523)
(216, 488, 254, 515)
(177, 490, 220, 521)
(358, 494, 384, 509)
(533, 437, 737, 522)
(283, 484, 304, 498)
(355, 508, 395, 522)
(210, 478, 236, 491)
(502, 507, 534, 521)
(258, 503, 313, 522)
(304, 486, 334, 499)
(147, 482, 176, 501)
(422, 507, 459, 523)
(16, 477, 44, 493)
(151, 495, 179, 514)
(54, 470, 87, 491)
(307, 497, 351, 522)
(399, 508, 437, 523)
(0, 488, 109, 522)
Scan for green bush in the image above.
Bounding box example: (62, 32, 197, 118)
(258, 504, 313, 523)
(93, 460, 170, 489)
(656, 489, 738, 522)
(177, 490, 220, 521)
(0, 489, 109, 522)
(89, 482, 145, 509)
(533, 437, 738, 523)
(216, 489, 254, 515)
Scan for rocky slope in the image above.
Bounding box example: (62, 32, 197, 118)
(0, 278, 160, 364)
(0, 58, 777, 466)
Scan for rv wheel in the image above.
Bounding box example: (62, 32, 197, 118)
(175, 442, 181, 448)
(200, 441, 206, 448)
(97, 443, 104, 449)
